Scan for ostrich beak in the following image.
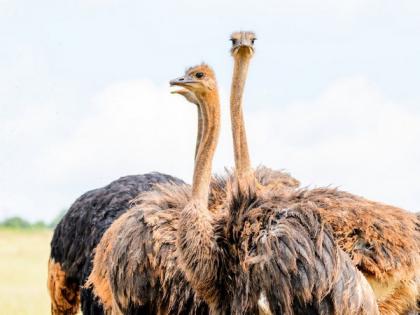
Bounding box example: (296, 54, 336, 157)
(231, 42, 254, 55)
(169, 76, 198, 89)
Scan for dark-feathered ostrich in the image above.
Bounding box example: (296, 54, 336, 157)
(47, 173, 184, 314)
(229, 31, 420, 314)
(47, 179, 187, 312)
(87, 63, 378, 315)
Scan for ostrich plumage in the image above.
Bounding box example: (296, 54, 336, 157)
(87, 62, 378, 314)
(228, 30, 419, 314)
(87, 172, 378, 314)
(86, 168, 299, 314)
(48, 172, 183, 315)
(271, 186, 420, 314)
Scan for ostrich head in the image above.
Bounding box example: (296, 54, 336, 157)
(170, 65, 217, 162)
(170, 64, 217, 96)
(230, 31, 256, 57)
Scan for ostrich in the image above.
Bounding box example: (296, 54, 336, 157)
(47, 173, 184, 314)
(83, 64, 299, 314)
(229, 31, 420, 314)
(87, 64, 378, 315)
(85, 64, 221, 314)
(171, 63, 379, 314)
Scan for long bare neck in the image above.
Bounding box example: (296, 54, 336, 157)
(194, 106, 203, 161)
(191, 91, 220, 204)
(230, 52, 252, 179)
(178, 89, 223, 310)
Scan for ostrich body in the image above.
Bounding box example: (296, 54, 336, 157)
(170, 63, 378, 314)
(230, 31, 419, 314)
(86, 66, 299, 314)
(48, 173, 184, 314)
(87, 65, 223, 314)
(171, 33, 377, 315)
(88, 64, 378, 314)
(85, 66, 377, 314)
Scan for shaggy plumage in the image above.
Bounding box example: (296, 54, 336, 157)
(86, 168, 298, 314)
(274, 187, 420, 314)
(244, 166, 420, 313)
(88, 59, 377, 314)
(177, 174, 378, 314)
(88, 171, 378, 315)
(292, 188, 419, 280)
(225, 30, 416, 313)
(48, 173, 183, 315)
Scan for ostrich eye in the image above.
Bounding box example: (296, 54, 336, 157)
(230, 38, 237, 45)
(251, 38, 256, 44)
(195, 72, 204, 79)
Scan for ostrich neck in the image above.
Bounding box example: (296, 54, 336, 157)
(194, 106, 203, 161)
(178, 90, 222, 308)
(230, 53, 252, 178)
(191, 91, 220, 204)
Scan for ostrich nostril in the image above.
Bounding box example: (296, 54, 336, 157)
(179, 78, 184, 81)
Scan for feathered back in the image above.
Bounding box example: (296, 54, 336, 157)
(49, 173, 183, 314)
(224, 179, 379, 314)
(116, 183, 211, 314)
(294, 188, 420, 281)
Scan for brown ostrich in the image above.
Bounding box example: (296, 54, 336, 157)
(229, 31, 420, 314)
(85, 71, 226, 313)
(170, 64, 378, 314)
(86, 64, 221, 314)
(98, 64, 377, 314)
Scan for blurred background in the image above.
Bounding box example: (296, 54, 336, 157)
(0, 0, 419, 314)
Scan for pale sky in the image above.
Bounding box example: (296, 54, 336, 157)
(1, 0, 419, 221)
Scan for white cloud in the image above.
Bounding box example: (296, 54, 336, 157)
(42, 80, 199, 182)
(1, 74, 418, 222)
(0, 76, 234, 221)
(246, 77, 420, 212)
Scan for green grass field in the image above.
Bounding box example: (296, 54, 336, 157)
(0, 229, 53, 315)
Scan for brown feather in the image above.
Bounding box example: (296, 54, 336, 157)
(48, 259, 80, 315)
(88, 170, 380, 314)
(261, 173, 420, 314)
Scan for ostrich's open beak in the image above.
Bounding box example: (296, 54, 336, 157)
(169, 76, 198, 89)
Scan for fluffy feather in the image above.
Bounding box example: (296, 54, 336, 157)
(88, 170, 378, 314)
(48, 173, 183, 314)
